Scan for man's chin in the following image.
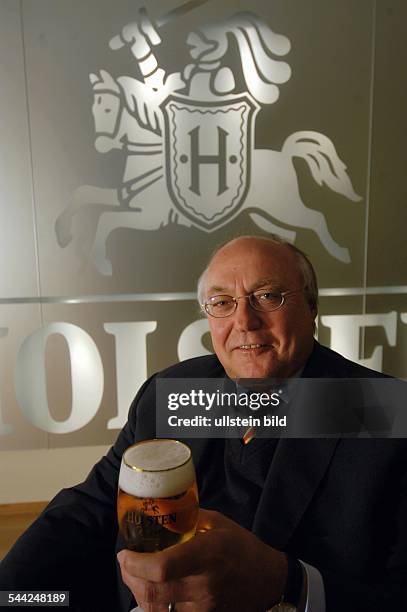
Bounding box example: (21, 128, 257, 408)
(228, 355, 282, 380)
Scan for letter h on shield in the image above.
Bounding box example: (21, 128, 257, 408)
(188, 126, 229, 196)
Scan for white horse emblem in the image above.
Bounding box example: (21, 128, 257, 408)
(55, 9, 361, 275)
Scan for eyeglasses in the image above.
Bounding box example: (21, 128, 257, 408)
(202, 289, 305, 318)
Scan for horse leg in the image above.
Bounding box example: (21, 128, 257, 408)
(89, 211, 138, 275)
(90, 206, 176, 275)
(295, 205, 351, 263)
(247, 150, 351, 263)
(247, 209, 297, 242)
(55, 186, 120, 247)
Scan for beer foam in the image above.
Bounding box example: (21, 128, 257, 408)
(119, 440, 195, 498)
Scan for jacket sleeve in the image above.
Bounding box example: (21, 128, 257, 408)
(0, 375, 156, 611)
(319, 460, 407, 611)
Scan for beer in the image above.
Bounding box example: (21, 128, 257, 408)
(118, 439, 199, 552)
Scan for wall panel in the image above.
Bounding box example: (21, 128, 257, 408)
(0, 0, 405, 501)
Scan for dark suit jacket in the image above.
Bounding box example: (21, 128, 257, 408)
(1, 342, 407, 611)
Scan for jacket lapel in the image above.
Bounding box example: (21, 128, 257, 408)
(252, 437, 338, 548)
(252, 342, 342, 548)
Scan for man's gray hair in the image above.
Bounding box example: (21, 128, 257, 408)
(197, 234, 318, 313)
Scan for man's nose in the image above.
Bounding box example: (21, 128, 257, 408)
(233, 297, 263, 331)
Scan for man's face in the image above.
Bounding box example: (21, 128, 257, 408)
(204, 238, 316, 380)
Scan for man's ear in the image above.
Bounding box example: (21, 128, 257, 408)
(310, 304, 318, 334)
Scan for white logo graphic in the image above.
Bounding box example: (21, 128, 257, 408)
(55, 5, 361, 275)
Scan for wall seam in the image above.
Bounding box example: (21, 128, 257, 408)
(18, 0, 48, 449)
(361, 0, 377, 360)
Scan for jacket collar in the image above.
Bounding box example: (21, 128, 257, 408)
(251, 437, 339, 548)
(252, 342, 341, 547)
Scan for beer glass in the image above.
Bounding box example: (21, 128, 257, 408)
(118, 439, 199, 553)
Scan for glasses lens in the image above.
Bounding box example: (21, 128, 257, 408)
(206, 295, 235, 317)
(250, 291, 283, 311)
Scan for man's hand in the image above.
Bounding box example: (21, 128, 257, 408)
(117, 508, 288, 611)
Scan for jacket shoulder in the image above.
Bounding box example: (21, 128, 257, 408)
(305, 342, 389, 378)
(157, 354, 224, 378)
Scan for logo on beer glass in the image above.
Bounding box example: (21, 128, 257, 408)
(118, 439, 199, 552)
(56, 6, 361, 275)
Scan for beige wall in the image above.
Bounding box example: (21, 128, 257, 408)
(0, 0, 406, 502)
(0, 447, 109, 504)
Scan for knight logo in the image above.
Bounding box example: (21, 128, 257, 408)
(55, 2, 361, 276)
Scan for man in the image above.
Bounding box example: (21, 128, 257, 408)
(1, 236, 407, 611)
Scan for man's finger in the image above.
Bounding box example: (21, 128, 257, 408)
(196, 508, 238, 531)
(138, 604, 198, 612)
(117, 532, 210, 581)
(117, 509, 242, 582)
(118, 570, 206, 604)
(137, 603, 170, 612)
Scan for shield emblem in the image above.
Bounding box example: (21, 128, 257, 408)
(161, 93, 259, 230)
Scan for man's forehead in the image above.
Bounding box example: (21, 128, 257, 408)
(206, 276, 283, 294)
(208, 241, 299, 276)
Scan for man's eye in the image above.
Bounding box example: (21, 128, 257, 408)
(258, 292, 279, 301)
(208, 295, 235, 310)
(212, 298, 232, 308)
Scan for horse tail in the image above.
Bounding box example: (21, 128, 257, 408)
(282, 131, 362, 202)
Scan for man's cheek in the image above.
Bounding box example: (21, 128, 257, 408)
(212, 330, 228, 349)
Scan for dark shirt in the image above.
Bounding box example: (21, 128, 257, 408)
(200, 437, 279, 529)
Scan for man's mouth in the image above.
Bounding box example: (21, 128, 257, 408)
(237, 343, 269, 350)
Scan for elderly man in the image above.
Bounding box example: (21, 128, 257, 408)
(1, 235, 407, 611)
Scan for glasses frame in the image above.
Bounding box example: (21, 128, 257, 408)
(201, 289, 305, 318)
